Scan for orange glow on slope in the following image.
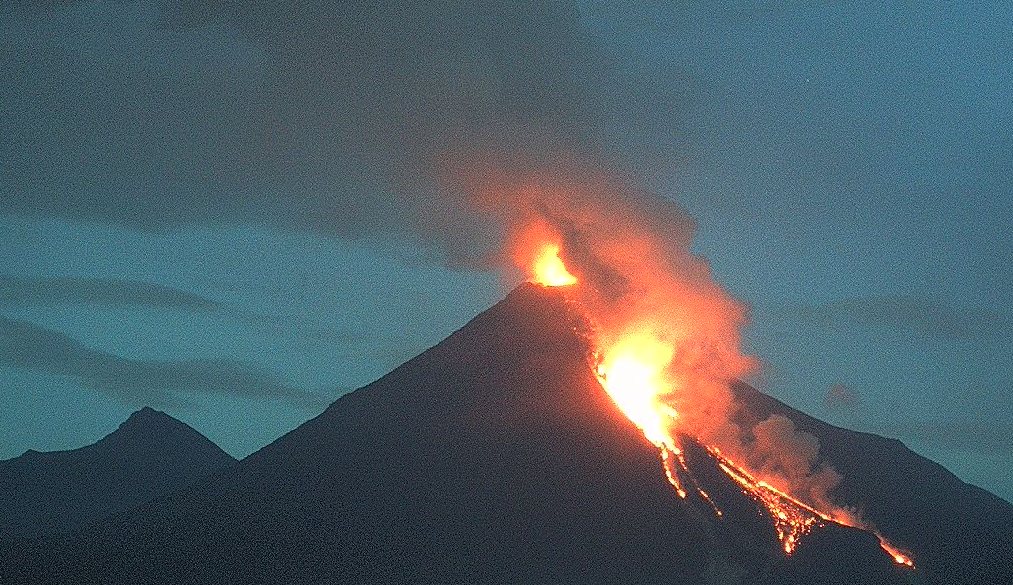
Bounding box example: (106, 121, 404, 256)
(595, 337, 727, 513)
(595, 336, 676, 448)
(587, 321, 915, 565)
(515, 230, 913, 569)
(710, 447, 828, 555)
(878, 540, 916, 568)
(660, 446, 688, 499)
(583, 288, 911, 565)
(530, 244, 577, 287)
(595, 337, 687, 499)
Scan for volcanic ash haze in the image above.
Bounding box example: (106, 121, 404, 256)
(445, 159, 881, 558)
(0, 0, 886, 531)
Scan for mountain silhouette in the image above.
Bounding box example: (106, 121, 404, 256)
(730, 381, 1013, 584)
(0, 407, 236, 539)
(2, 284, 1010, 584)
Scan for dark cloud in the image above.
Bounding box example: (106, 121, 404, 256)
(1, 0, 669, 266)
(0, 314, 334, 408)
(789, 295, 1011, 341)
(0, 272, 274, 330)
(4, 0, 1009, 276)
(0, 273, 424, 362)
(0, 273, 222, 310)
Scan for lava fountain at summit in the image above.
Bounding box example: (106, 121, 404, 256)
(530, 244, 577, 287)
(518, 239, 915, 568)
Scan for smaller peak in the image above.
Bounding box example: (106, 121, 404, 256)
(116, 407, 180, 434)
(126, 406, 166, 421)
(133, 405, 159, 416)
(102, 408, 234, 462)
(0, 448, 44, 466)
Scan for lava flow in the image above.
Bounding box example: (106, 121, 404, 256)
(711, 446, 827, 555)
(520, 240, 915, 569)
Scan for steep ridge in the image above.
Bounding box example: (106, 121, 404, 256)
(731, 381, 1013, 583)
(2, 285, 1004, 584)
(0, 407, 236, 538)
(7, 285, 714, 584)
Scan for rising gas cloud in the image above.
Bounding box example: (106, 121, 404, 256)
(10, 0, 878, 555)
(444, 155, 846, 517)
(463, 167, 910, 564)
(160, 0, 843, 513)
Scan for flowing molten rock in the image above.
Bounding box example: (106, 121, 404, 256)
(1, 286, 1010, 585)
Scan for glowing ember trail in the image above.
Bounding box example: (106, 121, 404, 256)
(710, 447, 827, 555)
(660, 446, 688, 499)
(521, 236, 915, 569)
(592, 327, 915, 566)
(878, 540, 916, 568)
(712, 449, 915, 565)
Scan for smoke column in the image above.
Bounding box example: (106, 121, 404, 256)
(8, 0, 843, 511)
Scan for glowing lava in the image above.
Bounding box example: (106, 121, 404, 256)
(878, 540, 916, 568)
(520, 235, 914, 570)
(594, 336, 683, 497)
(592, 335, 825, 549)
(595, 339, 725, 510)
(710, 447, 827, 555)
(530, 244, 577, 287)
(711, 448, 914, 565)
(595, 336, 676, 447)
(586, 310, 915, 566)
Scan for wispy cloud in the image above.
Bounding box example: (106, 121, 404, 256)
(0, 315, 336, 408)
(0, 273, 222, 310)
(0, 272, 364, 343)
(787, 295, 1011, 341)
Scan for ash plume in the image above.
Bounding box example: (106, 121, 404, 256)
(453, 157, 844, 511)
(746, 415, 842, 510)
(5, 0, 666, 264)
(8, 0, 842, 511)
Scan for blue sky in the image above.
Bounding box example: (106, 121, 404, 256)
(1, 1, 1010, 500)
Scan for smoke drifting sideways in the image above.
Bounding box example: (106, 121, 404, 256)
(10, 0, 842, 511)
(5, 0, 666, 264)
(452, 159, 845, 513)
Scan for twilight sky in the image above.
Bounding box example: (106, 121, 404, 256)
(2, 1, 1011, 500)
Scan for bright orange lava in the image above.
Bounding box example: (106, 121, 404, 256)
(520, 237, 914, 570)
(530, 244, 577, 287)
(591, 323, 916, 568)
(595, 336, 676, 448)
(710, 447, 827, 555)
(878, 540, 916, 568)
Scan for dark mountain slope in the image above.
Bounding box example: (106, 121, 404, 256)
(731, 381, 1013, 583)
(0, 407, 236, 538)
(2, 284, 1006, 584)
(9, 285, 718, 584)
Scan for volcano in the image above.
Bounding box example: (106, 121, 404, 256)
(0, 407, 235, 539)
(3, 285, 1011, 584)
